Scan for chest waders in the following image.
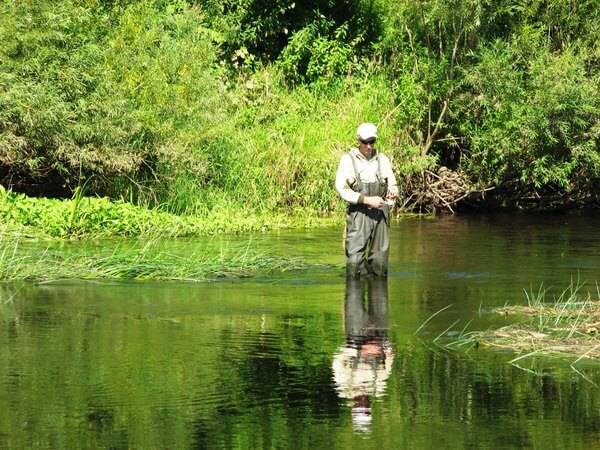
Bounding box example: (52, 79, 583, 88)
(345, 152, 390, 278)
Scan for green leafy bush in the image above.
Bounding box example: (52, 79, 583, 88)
(198, 0, 382, 65)
(0, 0, 225, 201)
(1, 0, 599, 216)
(277, 20, 359, 84)
(459, 38, 600, 195)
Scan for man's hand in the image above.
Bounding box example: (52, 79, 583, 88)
(363, 196, 385, 209)
(385, 192, 398, 206)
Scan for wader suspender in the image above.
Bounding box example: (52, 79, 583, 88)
(348, 151, 383, 192)
(349, 151, 361, 191)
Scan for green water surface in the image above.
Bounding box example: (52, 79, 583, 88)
(3, 214, 600, 449)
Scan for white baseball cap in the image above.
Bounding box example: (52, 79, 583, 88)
(356, 123, 377, 142)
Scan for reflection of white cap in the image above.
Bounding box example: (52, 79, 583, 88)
(356, 123, 377, 141)
(351, 406, 372, 433)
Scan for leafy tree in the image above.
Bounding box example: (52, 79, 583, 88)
(0, 0, 226, 201)
(375, 0, 488, 171)
(459, 38, 600, 202)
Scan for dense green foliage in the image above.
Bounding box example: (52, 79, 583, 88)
(0, 0, 226, 205)
(1, 0, 599, 215)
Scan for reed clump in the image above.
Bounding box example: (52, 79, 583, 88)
(455, 281, 600, 361)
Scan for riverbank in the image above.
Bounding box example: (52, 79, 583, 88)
(0, 187, 341, 239)
(4, 1, 598, 218)
(0, 188, 344, 281)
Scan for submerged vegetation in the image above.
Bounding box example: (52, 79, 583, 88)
(0, 237, 327, 282)
(0, 0, 598, 224)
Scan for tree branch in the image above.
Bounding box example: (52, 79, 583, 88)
(422, 100, 448, 156)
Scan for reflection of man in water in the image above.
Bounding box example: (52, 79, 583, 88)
(332, 278, 394, 432)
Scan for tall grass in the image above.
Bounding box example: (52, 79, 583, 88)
(126, 68, 403, 217)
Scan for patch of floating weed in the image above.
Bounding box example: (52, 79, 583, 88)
(451, 278, 600, 369)
(0, 238, 333, 282)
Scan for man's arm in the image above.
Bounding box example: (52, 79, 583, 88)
(335, 154, 361, 204)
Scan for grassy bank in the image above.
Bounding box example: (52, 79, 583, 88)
(0, 186, 341, 239)
(0, 237, 334, 282)
(453, 282, 600, 364)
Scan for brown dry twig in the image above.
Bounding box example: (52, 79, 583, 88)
(399, 166, 493, 214)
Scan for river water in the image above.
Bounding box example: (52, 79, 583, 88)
(3, 214, 600, 448)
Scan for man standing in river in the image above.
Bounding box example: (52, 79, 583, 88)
(335, 123, 398, 278)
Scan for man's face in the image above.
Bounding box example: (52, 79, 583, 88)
(358, 139, 376, 156)
(359, 340, 384, 358)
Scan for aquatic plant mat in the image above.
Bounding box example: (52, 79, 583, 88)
(452, 282, 600, 366)
(0, 239, 332, 282)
